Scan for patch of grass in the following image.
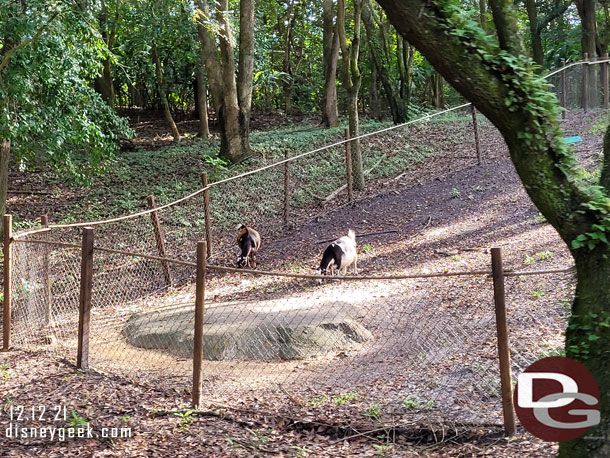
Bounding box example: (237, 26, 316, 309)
(532, 288, 545, 299)
(450, 188, 461, 199)
(525, 250, 554, 264)
(173, 410, 194, 430)
(306, 395, 330, 407)
(0, 364, 10, 381)
(373, 444, 393, 456)
(332, 392, 358, 405)
(403, 395, 436, 410)
(364, 403, 382, 419)
(361, 244, 374, 254)
(67, 410, 88, 429)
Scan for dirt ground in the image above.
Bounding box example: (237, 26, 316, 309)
(2, 110, 601, 456)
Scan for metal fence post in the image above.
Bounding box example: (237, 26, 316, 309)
(283, 151, 290, 228)
(583, 53, 589, 112)
(344, 128, 353, 203)
(41, 215, 51, 327)
(491, 247, 516, 436)
(2, 215, 12, 351)
(560, 59, 567, 120)
(602, 53, 609, 109)
(201, 173, 212, 259)
(471, 105, 482, 165)
(147, 195, 173, 286)
(192, 241, 206, 409)
(77, 227, 94, 370)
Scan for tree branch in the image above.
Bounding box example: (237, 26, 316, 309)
(487, 0, 523, 55)
(0, 10, 60, 73)
(536, 0, 571, 33)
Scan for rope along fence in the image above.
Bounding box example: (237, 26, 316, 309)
(1, 59, 595, 434)
(3, 216, 573, 433)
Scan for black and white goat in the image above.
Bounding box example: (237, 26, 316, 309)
(318, 229, 357, 275)
(236, 225, 261, 268)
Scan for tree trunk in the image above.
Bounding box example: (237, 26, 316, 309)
(369, 60, 382, 119)
(0, 140, 9, 238)
(196, 60, 210, 138)
(152, 46, 180, 141)
(524, 0, 544, 66)
(237, 0, 255, 155)
(431, 72, 444, 108)
(196, 0, 251, 162)
(362, 0, 408, 123)
(373, 0, 610, 454)
(322, 0, 340, 127)
(560, 250, 610, 457)
(338, 0, 365, 190)
(480, 0, 488, 30)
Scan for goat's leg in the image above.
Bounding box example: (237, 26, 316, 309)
(354, 256, 358, 275)
(251, 253, 256, 269)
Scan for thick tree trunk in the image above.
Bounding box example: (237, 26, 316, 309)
(322, 0, 340, 127)
(237, 0, 255, 155)
(196, 60, 210, 138)
(338, 0, 365, 191)
(196, 0, 251, 162)
(373, 0, 610, 454)
(560, 250, 610, 457)
(152, 46, 180, 141)
(348, 95, 365, 190)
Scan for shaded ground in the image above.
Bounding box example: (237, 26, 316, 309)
(4, 110, 602, 456)
(1, 350, 557, 457)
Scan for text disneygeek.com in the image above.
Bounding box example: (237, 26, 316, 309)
(2, 405, 131, 441)
(5, 423, 132, 441)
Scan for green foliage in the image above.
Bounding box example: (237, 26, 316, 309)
(332, 392, 358, 404)
(0, 364, 10, 381)
(0, 1, 133, 184)
(524, 250, 554, 264)
(567, 312, 610, 361)
(364, 403, 382, 419)
(450, 187, 461, 199)
(173, 409, 194, 430)
(68, 411, 88, 428)
(402, 395, 436, 410)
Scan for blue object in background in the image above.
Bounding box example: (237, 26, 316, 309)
(563, 136, 583, 144)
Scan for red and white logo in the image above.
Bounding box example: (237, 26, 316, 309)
(514, 356, 600, 442)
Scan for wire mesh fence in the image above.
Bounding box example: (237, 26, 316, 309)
(2, 60, 597, 435)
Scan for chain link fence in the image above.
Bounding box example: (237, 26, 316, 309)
(3, 60, 598, 434)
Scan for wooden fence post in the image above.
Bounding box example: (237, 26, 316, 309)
(491, 247, 516, 436)
(471, 105, 482, 165)
(583, 53, 589, 112)
(192, 241, 206, 409)
(77, 227, 94, 370)
(41, 215, 52, 327)
(201, 173, 212, 259)
(602, 53, 610, 109)
(560, 59, 567, 120)
(2, 215, 12, 351)
(147, 195, 173, 286)
(283, 151, 290, 228)
(344, 129, 353, 203)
